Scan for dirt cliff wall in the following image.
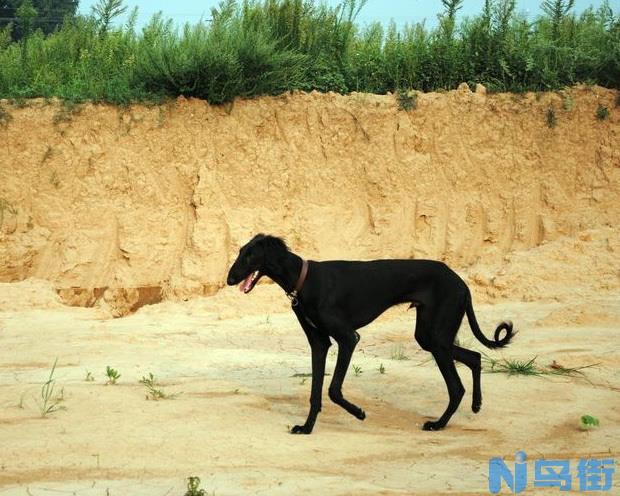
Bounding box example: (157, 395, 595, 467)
(1, 85, 618, 311)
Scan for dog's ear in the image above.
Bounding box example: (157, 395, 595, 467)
(249, 233, 267, 245)
(262, 235, 289, 253)
(250, 234, 289, 260)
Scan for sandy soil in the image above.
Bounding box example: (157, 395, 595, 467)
(1, 86, 618, 308)
(1, 87, 618, 494)
(0, 279, 618, 495)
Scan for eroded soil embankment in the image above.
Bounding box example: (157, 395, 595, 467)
(0, 86, 618, 314)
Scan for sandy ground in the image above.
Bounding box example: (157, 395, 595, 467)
(2, 87, 618, 301)
(1, 87, 618, 495)
(0, 282, 618, 495)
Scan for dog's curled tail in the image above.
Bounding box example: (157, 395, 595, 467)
(466, 297, 514, 349)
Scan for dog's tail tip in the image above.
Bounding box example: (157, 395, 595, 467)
(493, 320, 515, 348)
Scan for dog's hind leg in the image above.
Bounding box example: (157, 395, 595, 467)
(423, 346, 465, 431)
(452, 345, 482, 413)
(328, 331, 366, 421)
(291, 313, 332, 435)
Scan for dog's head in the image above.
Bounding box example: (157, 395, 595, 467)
(226, 234, 289, 294)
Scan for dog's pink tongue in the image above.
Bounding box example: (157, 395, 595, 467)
(239, 274, 254, 293)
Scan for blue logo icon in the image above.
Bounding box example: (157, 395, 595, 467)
(489, 451, 615, 493)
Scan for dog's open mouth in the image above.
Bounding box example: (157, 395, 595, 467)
(239, 271, 261, 294)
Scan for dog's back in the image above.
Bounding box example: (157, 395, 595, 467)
(303, 259, 467, 329)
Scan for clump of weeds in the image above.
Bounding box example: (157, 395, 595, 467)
(482, 354, 597, 378)
(595, 105, 609, 120)
(390, 344, 409, 360)
(37, 358, 66, 418)
(580, 414, 600, 431)
(184, 476, 207, 496)
(139, 372, 177, 400)
(397, 90, 417, 111)
(105, 366, 121, 384)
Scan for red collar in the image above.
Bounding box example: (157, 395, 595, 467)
(294, 259, 309, 293)
(287, 259, 308, 305)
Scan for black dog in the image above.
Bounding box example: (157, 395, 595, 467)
(227, 234, 514, 434)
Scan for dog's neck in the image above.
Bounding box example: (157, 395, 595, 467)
(263, 251, 304, 295)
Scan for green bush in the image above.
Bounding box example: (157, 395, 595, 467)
(0, 0, 617, 104)
(136, 13, 306, 104)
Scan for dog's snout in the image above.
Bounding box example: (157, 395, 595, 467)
(226, 267, 237, 286)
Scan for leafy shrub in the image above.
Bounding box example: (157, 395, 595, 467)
(0, 0, 618, 104)
(596, 104, 610, 120)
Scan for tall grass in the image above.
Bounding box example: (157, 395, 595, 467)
(0, 0, 618, 104)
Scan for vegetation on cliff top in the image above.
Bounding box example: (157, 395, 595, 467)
(0, 0, 618, 104)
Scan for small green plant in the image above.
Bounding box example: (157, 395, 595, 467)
(378, 363, 386, 374)
(501, 356, 539, 375)
(595, 105, 609, 120)
(184, 476, 206, 496)
(85, 371, 94, 382)
(139, 372, 175, 400)
(562, 94, 574, 111)
(37, 358, 66, 417)
(482, 355, 541, 376)
(546, 107, 557, 128)
(105, 366, 121, 384)
(615, 93, 620, 108)
(0, 105, 12, 127)
(482, 354, 597, 377)
(390, 344, 409, 361)
(579, 414, 599, 430)
(397, 90, 417, 111)
(352, 364, 363, 376)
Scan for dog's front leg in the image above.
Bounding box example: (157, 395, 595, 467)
(291, 318, 331, 435)
(328, 331, 366, 421)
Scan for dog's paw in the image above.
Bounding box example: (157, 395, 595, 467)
(355, 409, 366, 421)
(472, 401, 481, 413)
(422, 420, 445, 431)
(290, 424, 313, 435)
